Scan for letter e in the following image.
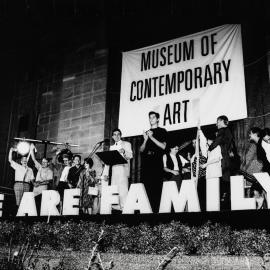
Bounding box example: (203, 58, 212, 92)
(100, 185, 119, 214)
(62, 188, 80, 215)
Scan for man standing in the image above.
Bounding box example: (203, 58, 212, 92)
(57, 154, 72, 204)
(102, 128, 133, 211)
(29, 144, 53, 196)
(208, 115, 234, 209)
(67, 155, 84, 188)
(140, 111, 167, 212)
(260, 128, 270, 175)
(8, 147, 34, 209)
(245, 127, 270, 176)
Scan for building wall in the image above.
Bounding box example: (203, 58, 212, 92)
(36, 48, 107, 160)
(3, 47, 108, 187)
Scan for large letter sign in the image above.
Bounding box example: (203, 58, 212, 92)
(100, 185, 119, 214)
(122, 183, 152, 214)
(17, 192, 37, 217)
(0, 194, 4, 217)
(62, 189, 80, 216)
(231, 176, 256, 210)
(119, 24, 247, 137)
(40, 190, 61, 216)
(159, 180, 200, 213)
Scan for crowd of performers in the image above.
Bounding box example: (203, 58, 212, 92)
(8, 111, 270, 214)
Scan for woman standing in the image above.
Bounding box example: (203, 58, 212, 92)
(77, 158, 100, 214)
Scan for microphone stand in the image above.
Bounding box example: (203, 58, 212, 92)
(87, 141, 105, 159)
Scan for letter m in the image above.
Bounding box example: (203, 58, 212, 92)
(141, 51, 151, 71)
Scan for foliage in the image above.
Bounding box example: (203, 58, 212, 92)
(1, 219, 270, 256)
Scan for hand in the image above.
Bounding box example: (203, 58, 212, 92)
(200, 163, 207, 169)
(103, 175, 109, 182)
(143, 130, 149, 141)
(172, 170, 179, 176)
(118, 148, 125, 154)
(51, 146, 59, 153)
(30, 143, 34, 151)
(34, 182, 39, 187)
(147, 130, 153, 138)
(30, 143, 37, 153)
(95, 177, 101, 185)
(182, 168, 190, 173)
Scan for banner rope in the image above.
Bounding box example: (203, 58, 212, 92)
(244, 51, 270, 67)
(246, 112, 270, 119)
(0, 185, 13, 190)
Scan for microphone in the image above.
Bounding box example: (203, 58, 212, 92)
(97, 139, 110, 145)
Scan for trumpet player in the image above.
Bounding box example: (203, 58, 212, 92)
(8, 146, 34, 208)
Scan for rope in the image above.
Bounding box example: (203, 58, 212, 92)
(246, 112, 270, 119)
(244, 51, 270, 67)
(0, 185, 13, 190)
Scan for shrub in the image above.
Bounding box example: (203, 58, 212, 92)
(231, 229, 270, 256)
(0, 218, 270, 256)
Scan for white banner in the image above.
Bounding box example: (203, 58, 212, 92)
(119, 24, 247, 137)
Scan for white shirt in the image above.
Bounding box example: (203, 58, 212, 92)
(163, 154, 189, 170)
(59, 166, 71, 182)
(101, 140, 133, 178)
(10, 161, 34, 183)
(35, 163, 53, 182)
(262, 140, 270, 163)
(206, 146, 222, 179)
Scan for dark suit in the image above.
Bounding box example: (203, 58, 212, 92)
(209, 127, 233, 182)
(209, 127, 233, 209)
(257, 138, 270, 175)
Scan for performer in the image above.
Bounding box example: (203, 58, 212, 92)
(140, 111, 167, 212)
(57, 153, 72, 204)
(29, 144, 53, 196)
(163, 143, 189, 189)
(208, 115, 234, 209)
(77, 158, 100, 214)
(50, 147, 64, 190)
(101, 128, 133, 211)
(242, 127, 265, 199)
(250, 183, 267, 209)
(243, 127, 263, 176)
(260, 128, 270, 174)
(8, 147, 34, 208)
(67, 155, 84, 188)
(203, 135, 223, 180)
